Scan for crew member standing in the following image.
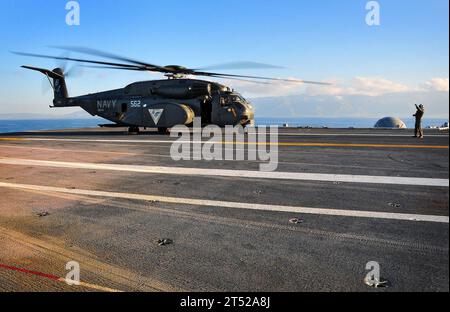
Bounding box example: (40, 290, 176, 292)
(413, 104, 425, 138)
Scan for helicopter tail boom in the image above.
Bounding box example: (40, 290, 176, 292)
(21, 65, 69, 106)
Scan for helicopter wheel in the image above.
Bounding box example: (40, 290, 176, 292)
(128, 126, 140, 134)
(157, 127, 169, 134)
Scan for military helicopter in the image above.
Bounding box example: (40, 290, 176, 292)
(14, 47, 329, 134)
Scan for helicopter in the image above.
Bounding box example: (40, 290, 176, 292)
(14, 47, 329, 134)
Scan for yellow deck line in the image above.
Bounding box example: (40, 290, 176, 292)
(224, 141, 449, 149)
(0, 137, 447, 149)
(0, 144, 138, 156)
(0, 138, 24, 141)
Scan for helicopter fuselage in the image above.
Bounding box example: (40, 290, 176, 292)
(56, 78, 255, 129)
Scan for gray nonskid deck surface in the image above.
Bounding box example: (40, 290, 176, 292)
(0, 127, 448, 291)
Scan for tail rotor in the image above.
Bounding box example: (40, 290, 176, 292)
(21, 66, 69, 104)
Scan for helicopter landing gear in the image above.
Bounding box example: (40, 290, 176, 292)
(157, 127, 169, 134)
(128, 126, 140, 134)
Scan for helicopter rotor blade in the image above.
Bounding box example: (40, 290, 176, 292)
(80, 65, 147, 71)
(50, 46, 167, 71)
(11, 51, 150, 71)
(208, 75, 271, 85)
(14, 48, 331, 85)
(64, 65, 84, 78)
(82, 65, 276, 84)
(49, 47, 293, 79)
(41, 77, 51, 95)
(194, 61, 284, 71)
(54, 52, 80, 78)
(192, 71, 331, 85)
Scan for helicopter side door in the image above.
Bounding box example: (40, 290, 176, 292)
(111, 98, 143, 125)
(127, 98, 144, 125)
(200, 96, 212, 125)
(211, 94, 229, 127)
(211, 94, 239, 127)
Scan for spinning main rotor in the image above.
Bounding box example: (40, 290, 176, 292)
(13, 46, 330, 85)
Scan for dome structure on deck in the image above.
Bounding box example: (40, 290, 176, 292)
(374, 117, 407, 129)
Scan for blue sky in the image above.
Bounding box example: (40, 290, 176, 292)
(0, 0, 448, 117)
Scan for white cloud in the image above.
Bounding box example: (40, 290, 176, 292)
(251, 91, 449, 119)
(351, 77, 410, 95)
(215, 76, 413, 98)
(245, 78, 449, 119)
(305, 77, 410, 97)
(421, 78, 449, 92)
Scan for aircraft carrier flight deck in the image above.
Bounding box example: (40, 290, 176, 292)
(0, 127, 448, 292)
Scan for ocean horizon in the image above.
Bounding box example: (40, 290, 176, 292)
(0, 117, 448, 134)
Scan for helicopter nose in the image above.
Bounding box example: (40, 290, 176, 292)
(237, 103, 254, 125)
(243, 108, 254, 121)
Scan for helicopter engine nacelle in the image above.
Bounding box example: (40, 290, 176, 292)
(151, 82, 211, 99)
(144, 102, 195, 127)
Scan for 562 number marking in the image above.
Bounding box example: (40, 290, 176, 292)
(130, 100, 141, 108)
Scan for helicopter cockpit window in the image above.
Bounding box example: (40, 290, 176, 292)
(220, 97, 229, 107)
(226, 94, 246, 103)
(220, 97, 227, 106)
(231, 95, 241, 102)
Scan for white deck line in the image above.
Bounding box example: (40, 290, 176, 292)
(0, 181, 447, 223)
(0, 157, 448, 187)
